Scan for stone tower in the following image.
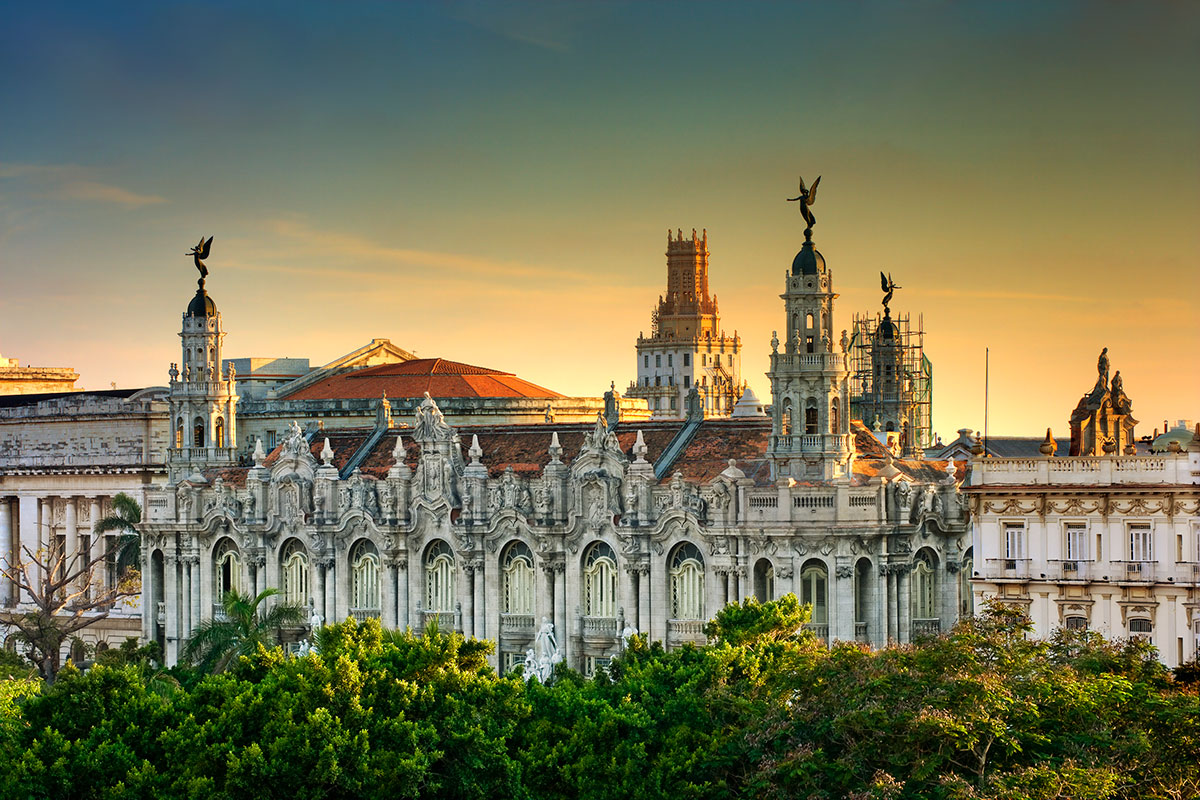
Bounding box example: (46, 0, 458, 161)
(628, 229, 743, 418)
(167, 258, 238, 482)
(765, 203, 852, 482)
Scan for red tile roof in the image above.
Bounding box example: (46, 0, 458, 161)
(281, 358, 564, 401)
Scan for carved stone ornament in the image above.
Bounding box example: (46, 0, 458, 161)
(835, 565, 853, 579)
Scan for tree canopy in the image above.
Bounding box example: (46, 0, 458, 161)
(0, 599, 1196, 799)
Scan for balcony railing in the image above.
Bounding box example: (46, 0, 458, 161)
(667, 619, 706, 638)
(156, 601, 165, 625)
(349, 607, 381, 622)
(803, 623, 829, 641)
(1050, 559, 1091, 581)
(854, 622, 868, 642)
(421, 610, 455, 631)
(912, 618, 941, 637)
(984, 558, 1031, 579)
(582, 616, 618, 637)
(212, 603, 230, 622)
(500, 614, 535, 634)
(1113, 561, 1155, 582)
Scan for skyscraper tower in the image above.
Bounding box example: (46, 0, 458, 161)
(628, 229, 743, 418)
(766, 184, 852, 482)
(167, 241, 239, 482)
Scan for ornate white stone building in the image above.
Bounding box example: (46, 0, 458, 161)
(967, 355, 1200, 667)
(142, 198, 971, 672)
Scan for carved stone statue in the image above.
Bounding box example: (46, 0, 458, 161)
(923, 484, 940, 516)
(786, 175, 821, 232)
(413, 392, 452, 442)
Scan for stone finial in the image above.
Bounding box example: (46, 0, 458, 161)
(1039, 428, 1056, 457)
(770, 330, 779, 354)
(548, 431, 564, 464)
(320, 438, 334, 466)
(1101, 436, 1118, 455)
(252, 438, 267, 467)
(391, 434, 405, 460)
(632, 430, 649, 464)
(469, 434, 484, 465)
(970, 433, 985, 457)
(719, 458, 746, 480)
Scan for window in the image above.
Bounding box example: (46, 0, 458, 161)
(425, 540, 455, 612)
(1129, 618, 1152, 637)
(670, 543, 705, 620)
(351, 540, 380, 613)
(684, 376, 690, 389)
(701, 354, 707, 366)
(1065, 523, 1087, 561)
(912, 551, 936, 619)
(656, 355, 661, 368)
(670, 397, 677, 410)
(1065, 615, 1088, 631)
(644, 355, 649, 368)
(805, 402, 818, 435)
(667, 354, 673, 367)
(753, 559, 775, 602)
(830, 401, 839, 434)
(655, 376, 661, 387)
(683, 353, 690, 367)
(1129, 524, 1152, 562)
(175, 418, 183, 448)
(214, 417, 226, 448)
(193, 417, 205, 447)
(502, 542, 535, 615)
(281, 540, 310, 607)
(583, 542, 617, 617)
(854, 559, 871, 624)
(668, 375, 674, 386)
(1004, 523, 1025, 562)
(215, 539, 241, 598)
(267, 430, 277, 449)
(806, 336, 814, 353)
(800, 562, 827, 625)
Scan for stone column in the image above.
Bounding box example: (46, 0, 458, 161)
(64, 497, 78, 588)
(873, 563, 885, 648)
(182, 558, 192, 643)
(462, 566, 474, 638)
(897, 566, 911, 644)
(552, 563, 566, 655)
(89, 498, 103, 598)
(323, 560, 336, 624)
(472, 560, 485, 641)
(397, 557, 409, 630)
(164, 555, 179, 664)
(311, 556, 326, 624)
(637, 564, 650, 636)
(834, 559, 854, 642)
(620, 564, 638, 632)
(190, 556, 202, 643)
(886, 567, 898, 642)
(382, 559, 397, 629)
(0, 499, 11, 606)
(17, 496, 39, 602)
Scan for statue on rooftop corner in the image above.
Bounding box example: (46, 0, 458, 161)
(787, 174, 821, 233)
(187, 236, 214, 285)
(880, 272, 901, 312)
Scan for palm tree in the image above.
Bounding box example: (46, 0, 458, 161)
(93, 492, 143, 581)
(182, 587, 306, 673)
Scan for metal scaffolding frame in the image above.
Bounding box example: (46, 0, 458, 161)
(848, 310, 933, 453)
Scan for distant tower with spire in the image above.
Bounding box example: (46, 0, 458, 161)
(627, 228, 744, 419)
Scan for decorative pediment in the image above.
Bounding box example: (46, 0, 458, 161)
(271, 420, 316, 482)
(571, 412, 628, 478)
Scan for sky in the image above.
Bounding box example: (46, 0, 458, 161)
(1, 1, 1196, 438)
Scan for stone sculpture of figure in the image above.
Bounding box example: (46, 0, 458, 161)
(379, 482, 395, 518)
(840, 329, 850, 353)
(923, 484, 939, 515)
(896, 479, 912, 511)
(1097, 347, 1110, 382)
(414, 392, 452, 441)
(526, 617, 562, 683)
(771, 330, 779, 354)
(880, 272, 901, 312)
(187, 235, 213, 283)
(786, 175, 821, 232)
(309, 603, 323, 631)
(533, 485, 551, 520)
(243, 491, 256, 520)
(182, 364, 190, 381)
(283, 420, 307, 458)
(711, 481, 731, 511)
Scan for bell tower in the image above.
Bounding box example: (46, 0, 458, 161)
(766, 177, 852, 482)
(167, 238, 238, 482)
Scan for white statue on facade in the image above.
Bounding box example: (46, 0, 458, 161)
(524, 617, 562, 683)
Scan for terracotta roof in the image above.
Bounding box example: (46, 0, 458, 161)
(663, 418, 773, 485)
(281, 357, 564, 401)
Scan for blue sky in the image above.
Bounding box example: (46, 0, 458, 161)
(1, 1, 1196, 436)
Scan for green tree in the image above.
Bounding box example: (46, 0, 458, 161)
(181, 587, 306, 673)
(92, 491, 143, 581)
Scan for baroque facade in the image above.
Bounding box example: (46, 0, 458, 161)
(143, 199, 970, 672)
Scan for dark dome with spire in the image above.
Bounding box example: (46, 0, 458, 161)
(186, 286, 217, 318)
(877, 310, 898, 339)
(791, 239, 826, 276)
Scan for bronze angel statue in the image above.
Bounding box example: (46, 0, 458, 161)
(880, 272, 901, 309)
(188, 236, 214, 280)
(787, 175, 821, 231)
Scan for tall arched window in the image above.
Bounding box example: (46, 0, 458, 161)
(800, 561, 827, 626)
(215, 417, 226, 448)
(280, 539, 310, 608)
(830, 400, 840, 434)
(854, 558, 872, 627)
(214, 538, 241, 598)
(175, 417, 183, 448)
(805, 399, 819, 435)
(350, 540, 380, 614)
(780, 399, 792, 436)
(669, 542, 705, 620)
(193, 417, 205, 448)
(912, 550, 936, 620)
(425, 540, 455, 613)
(959, 547, 974, 618)
(753, 558, 774, 602)
(502, 541, 535, 615)
(583, 542, 617, 617)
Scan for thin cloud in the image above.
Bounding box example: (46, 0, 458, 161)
(0, 162, 166, 209)
(61, 180, 165, 208)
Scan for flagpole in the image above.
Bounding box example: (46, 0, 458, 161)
(984, 347, 989, 457)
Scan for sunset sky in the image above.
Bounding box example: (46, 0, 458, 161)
(1, 1, 1196, 438)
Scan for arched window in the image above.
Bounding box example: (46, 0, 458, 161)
(830, 400, 840, 435)
(855, 558, 872, 626)
(800, 561, 827, 625)
(669, 542, 705, 620)
(215, 417, 226, 448)
(912, 550, 936, 620)
(753, 558, 774, 602)
(805, 399, 819, 435)
(214, 538, 241, 598)
(583, 542, 617, 617)
(350, 540, 380, 614)
(280, 539, 310, 608)
(1129, 618, 1152, 638)
(959, 547, 974, 618)
(425, 540, 455, 613)
(1064, 615, 1088, 631)
(805, 313, 814, 331)
(502, 541, 535, 615)
(175, 417, 183, 449)
(780, 398, 792, 436)
(193, 417, 205, 448)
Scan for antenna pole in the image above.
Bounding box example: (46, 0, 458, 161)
(984, 347, 989, 458)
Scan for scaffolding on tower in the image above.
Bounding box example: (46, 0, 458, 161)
(847, 310, 933, 456)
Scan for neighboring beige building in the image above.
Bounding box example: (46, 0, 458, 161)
(967, 356, 1200, 667)
(627, 229, 744, 419)
(0, 387, 170, 652)
(0, 352, 78, 395)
